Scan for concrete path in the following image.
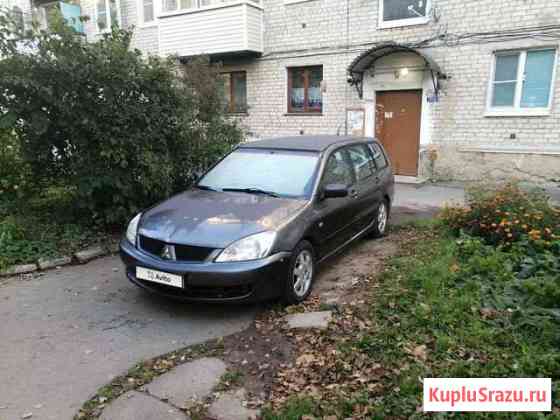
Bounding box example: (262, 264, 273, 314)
(392, 183, 465, 224)
(0, 182, 467, 420)
(0, 258, 256, 420)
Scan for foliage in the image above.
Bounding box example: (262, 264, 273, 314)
(441, 182, 560, 245)
(0, 11, 242, 226)
(355, 227, 559, 418)
(0, 129, 34, 203)
(262, 397, 319, 420)
(264, 221, 560, 419)
(0, 211, 106, 270)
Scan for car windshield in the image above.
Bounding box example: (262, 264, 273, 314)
(198, 148, 320, 199)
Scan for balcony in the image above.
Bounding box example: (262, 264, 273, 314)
(158, 0, 263, 58)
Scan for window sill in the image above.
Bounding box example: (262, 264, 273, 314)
(459, 146, 560, 156)
(284, 113, 324, 117)
(284, 0, 317, 4)
(377, 17, 430, 30)
(138, 21, 158, 28)
(484, 108, 551, 117)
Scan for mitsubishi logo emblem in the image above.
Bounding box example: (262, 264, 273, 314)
(161, 244, 176, 261)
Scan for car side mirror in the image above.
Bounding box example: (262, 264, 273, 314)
(323, 184, 349, 199)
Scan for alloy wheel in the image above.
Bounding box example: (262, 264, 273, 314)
(292, 249, 313, 297)
(377, 202, 388, 234)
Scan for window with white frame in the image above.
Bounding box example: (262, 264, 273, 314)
(488, 49, 557, 115)
(379, 0, 429, 28)
(162, 0, 259, 13)
(96, 0, 120, 32)
(139, 0, 155, 23)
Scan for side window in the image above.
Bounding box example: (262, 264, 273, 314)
(369, 143, 388, 170)
(322, 150, 354, 187)
(346, 144, 376, 182)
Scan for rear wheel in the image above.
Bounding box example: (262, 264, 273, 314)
(369, 200, 389, 238)
(283, 241, 315, 304)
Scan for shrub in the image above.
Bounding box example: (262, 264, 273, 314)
(0, 129, 34, 206)
(0, 13, 242, 226)
(441, 182, 560, 245)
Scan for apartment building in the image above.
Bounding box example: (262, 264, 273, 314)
(4, 0, 560, 183)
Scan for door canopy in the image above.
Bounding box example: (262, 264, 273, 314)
(347, 42, 445, 99)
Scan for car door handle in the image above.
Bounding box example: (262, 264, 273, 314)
(350, 189, 359, 199)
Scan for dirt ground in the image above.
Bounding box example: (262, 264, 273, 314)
(208, 230, 405, 414)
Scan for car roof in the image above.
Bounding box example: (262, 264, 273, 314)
(238, 135, 372, 152)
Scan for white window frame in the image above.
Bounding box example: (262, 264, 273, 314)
(95, 0, 121, 33)
(159, 0, 260, 16)
(378, 0, 430, 29)
(138, 0, 158, 26)
(486, 48, 558, 117)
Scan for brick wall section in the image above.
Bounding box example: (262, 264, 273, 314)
(76, 0, 560, 182)
(220, 0, 560, 182)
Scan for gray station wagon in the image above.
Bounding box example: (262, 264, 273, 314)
(120, 136, 394, 304)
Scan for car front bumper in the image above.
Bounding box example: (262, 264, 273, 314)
(119, 239, 291, 303)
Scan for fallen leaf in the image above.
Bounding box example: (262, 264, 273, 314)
(412, 345, 428, 361)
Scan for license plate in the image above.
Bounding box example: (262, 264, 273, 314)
(136, 267, 183, 288)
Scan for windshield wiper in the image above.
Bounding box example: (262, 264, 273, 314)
(222, 187, 281, 198)
(195, 184, 218, 192)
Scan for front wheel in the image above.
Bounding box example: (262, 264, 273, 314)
(283, 241, 316, 304)
(369, 200, 389, 238)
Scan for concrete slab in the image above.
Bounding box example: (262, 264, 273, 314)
(207, 389, 259, 420)
(146, 358, 227, 409)
(99, 391, 188, 420)
(37, 256, 72, 270)
(393, 183, 465, 210)
(284, 311, 332, 330)
(74, 246, 106, 263)
(0, 264, 37, 277)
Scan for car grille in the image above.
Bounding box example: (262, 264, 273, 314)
(139, 235, 215, 262)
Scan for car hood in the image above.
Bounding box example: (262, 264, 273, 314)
(138, 189, 307, 248)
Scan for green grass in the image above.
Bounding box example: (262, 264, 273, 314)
(0, 187, 117, 270)
(215, 370, 244, 391)
(262, 397, 319, 420)
(266, 225, 560, 419)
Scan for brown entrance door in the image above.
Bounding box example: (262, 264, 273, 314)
(375, 90, 422, 176)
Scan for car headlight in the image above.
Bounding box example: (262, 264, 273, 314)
(215, 231, 276, 263)
(126, 213, 142, 245)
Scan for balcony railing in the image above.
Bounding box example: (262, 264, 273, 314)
(158, 0, 263, 58)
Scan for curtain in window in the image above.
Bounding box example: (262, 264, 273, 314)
(290, 69, 305, 112)
(308, 67, 322, 111)
(521, 50, 555, 108)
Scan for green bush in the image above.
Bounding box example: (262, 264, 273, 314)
(0, 129, 34, 206)
(441, 182, 560, 245)
(0, 12, 242, 226)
